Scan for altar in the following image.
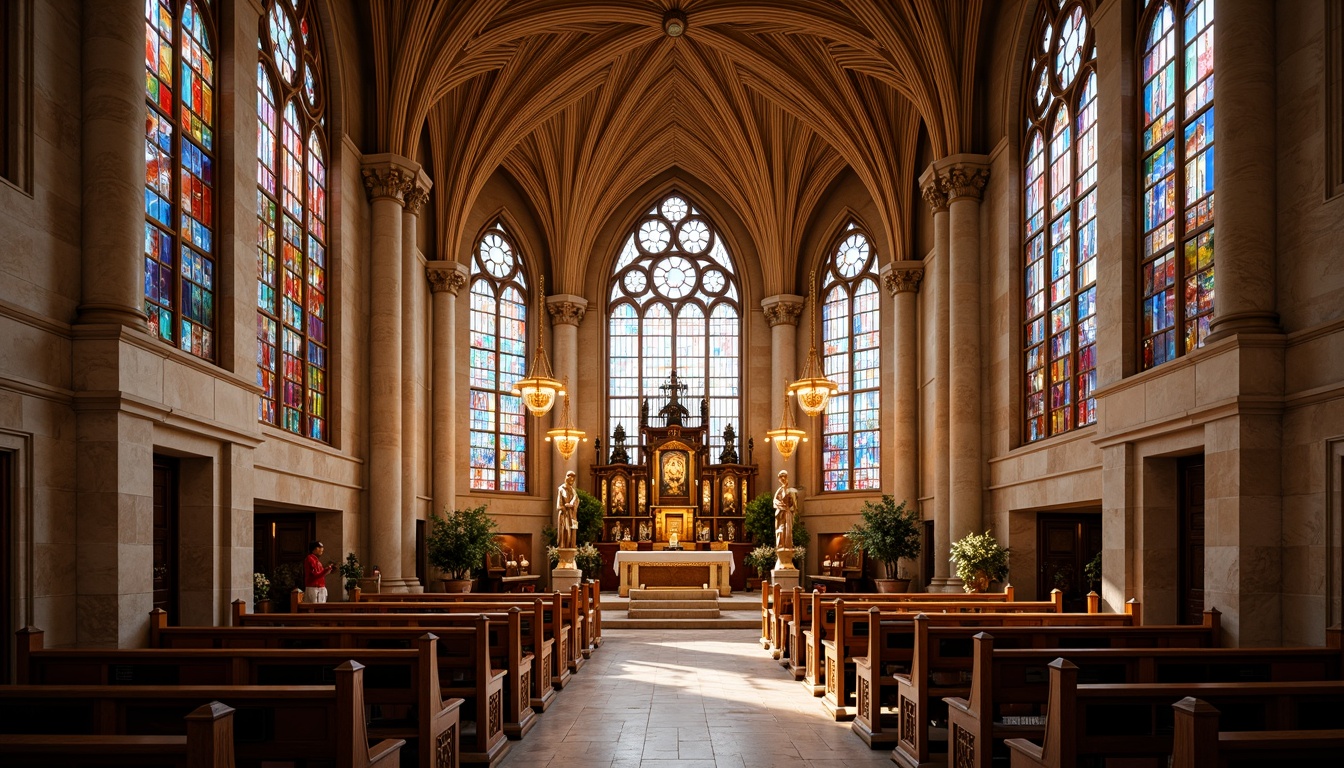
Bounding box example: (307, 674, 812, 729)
(611, 550, 736, 597)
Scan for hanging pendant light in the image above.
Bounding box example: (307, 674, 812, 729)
(512, 275, 564, 416)
(788, 269, 839, 417)
(546, 378, 587, 460)
(764, 389, 808, 459)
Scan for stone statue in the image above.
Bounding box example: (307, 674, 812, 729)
(726, 521, 735, 541)
(638, 521, 650, 541)
(747, 437, 754, 465)
(773, 470, 799, 564)
(556, 470, 579, 550)
(719, 424, 739, 464)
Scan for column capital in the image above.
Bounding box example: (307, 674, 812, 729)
(403, 168, 434, 215)
(881, 261, 925, 295)
(426, 260, 469, 295)
(361, 153, 420, 204)
(922, 153, 992, 204)
(760, 294, 805, 327)
(547, 294, 589, 326)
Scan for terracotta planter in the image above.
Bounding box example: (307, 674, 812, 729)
(965, 571, 991, 593)
(874, 578, 911, 593)
(254, 599, 271, 614)
(441, 578, 474, 593)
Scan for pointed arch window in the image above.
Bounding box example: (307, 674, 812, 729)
(469, 223, 529, 493)
(1023, 1, 1098, 443)
(257, 0, 329, 440)
(608, 193, 741, 463)
(1138, 0, 1215, 370)
(144, 0, 218, 360)
(820, 225, 881, 492)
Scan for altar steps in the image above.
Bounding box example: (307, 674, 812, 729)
(604, 589, 760, 628)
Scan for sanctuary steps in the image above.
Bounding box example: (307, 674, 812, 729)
(604, 588, 759, 629)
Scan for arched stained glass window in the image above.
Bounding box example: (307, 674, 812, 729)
(1139, 0, 1214, 370)
(144, 0, 217, 360)
(1023, 1, 1098, 443)
(470, 223, 529, 493)
(258, 0, 329, 440)
(820, 225, 880, 492)
(608, 193, 741, 463)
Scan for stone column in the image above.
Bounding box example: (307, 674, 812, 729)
(548, 295, 588, 488)
(1207, 0, 1279, 339)
(427, 261, 469, 527)
(79, 0, 149, 328)
(882, 261, 924, 525)
(400, 173, 432, 592)
(361, 154, 416, 592)
(760, 295, 804, 479)
(942, 157, 990, 567)
(918, 169, 953, 588)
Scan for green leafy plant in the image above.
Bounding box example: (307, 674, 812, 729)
(338, 552, 363, 592)
(744, 492, 774, 544)
(428, 504, 502, 581)
(843, 495, 921, 579)
(253, 572, 270, 602)
(542, 489, 605, 547)
(1084, 551, 1102, 589)
(745, 544, 775, 576)
(949, 530, 1010, 591)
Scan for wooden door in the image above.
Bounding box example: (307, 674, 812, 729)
(1036, 512, 1102, 612)
(253, 512, 314, 611)
(1, 452, 11, 682)
(1178, 456, 1206, 625)
(152, 457, 179, 623)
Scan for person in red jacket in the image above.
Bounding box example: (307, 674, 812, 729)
(304, 541, 336, 603)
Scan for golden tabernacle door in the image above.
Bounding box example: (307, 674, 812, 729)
(655, 507, 695, 543)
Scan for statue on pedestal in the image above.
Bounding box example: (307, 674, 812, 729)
(556, 470, 579, 550)
(609, 423, 630, 464)
(719, 424, 739, 464)
(773, 469, 799, 570)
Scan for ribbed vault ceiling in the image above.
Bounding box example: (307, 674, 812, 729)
(366, 0, 989, 293)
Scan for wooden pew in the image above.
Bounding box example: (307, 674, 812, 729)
(1003, 658, 1344, 767)
(1171, 696, 1344, 768)
(150, 613, 506, 767)
(943, 625, 1344, 768)
(273, 597, 557, 710)
(348, 585, 594, 681)
(0, 700, 235, 768)
(0, 661, 405, 768)
(17, 627, 463, 768)
(806, 592, 1070, 704)
(233, 604, 536, 739)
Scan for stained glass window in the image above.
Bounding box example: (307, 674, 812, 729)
(144, 0, 217, 360)
(470, 224, 529, 493)
(1139, 0, 1214, 370)
(1023, 1, 1098, 443)
(608, 193, 741, 463)
(820, 225, 880, 492)
(257, 0, 329, 441)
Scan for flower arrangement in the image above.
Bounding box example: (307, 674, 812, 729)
(338, 552, 363, 593)
(575, 543, 602, 581)
(253, 572, 270, 603)
(745, 543, 805, 574)
(949, 530, 1010, 592)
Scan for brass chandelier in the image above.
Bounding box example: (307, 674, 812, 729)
(787, 269, 838, 418)
(545, 378, 587, 460)
(511, 275, 564, 417)
(764, 389, 807, 459)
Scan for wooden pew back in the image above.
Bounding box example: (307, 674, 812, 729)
(0, 701, 235, 768)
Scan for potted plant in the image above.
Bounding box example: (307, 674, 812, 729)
(428, 504, 501, 592)
(575, 543, 602, 582)
(1084, 551, 1102, 593)
(843, 495, 921, 592)
(744, 492, 774, 545)
(338, 552, 363, 599)
(253, 572, 271, 613)
(949, 530, 1010, 593)
(744, 544, 774, 591)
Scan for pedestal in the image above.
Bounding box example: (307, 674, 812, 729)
(551, 567, 582, 595)
(774, 546, 797, 572)
(556, 546, 577, 569)
(771, 568, 800, 593)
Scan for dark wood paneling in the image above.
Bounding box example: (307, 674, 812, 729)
(1178, 455, 1206, 625)
(151, 457, 178, 623)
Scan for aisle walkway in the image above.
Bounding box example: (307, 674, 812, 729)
(497, 628, 895, 768)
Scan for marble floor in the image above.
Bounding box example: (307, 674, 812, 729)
(497, 628, 897, 768)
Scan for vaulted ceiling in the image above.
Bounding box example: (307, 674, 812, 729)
(364, 0, 992, 293)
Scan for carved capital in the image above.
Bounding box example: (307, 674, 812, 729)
(361, 166, 412, 203)
(944, 165, 990, 201)
(404, 185, 430, 215)
(547, 301, 587, 326)
(884, 266, 924, 295)
(427, 267, 468, 295)
(761, 296, 804, 327)
(920, 179, 948, 213)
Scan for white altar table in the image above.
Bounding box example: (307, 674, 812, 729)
(611, 550, 735, 597)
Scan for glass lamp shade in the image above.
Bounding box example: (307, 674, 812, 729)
(545, 426, 587, 460)
(788, 374, 838, 417)
(512, 375, 564, 416)
(764, 426, 808, 459)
